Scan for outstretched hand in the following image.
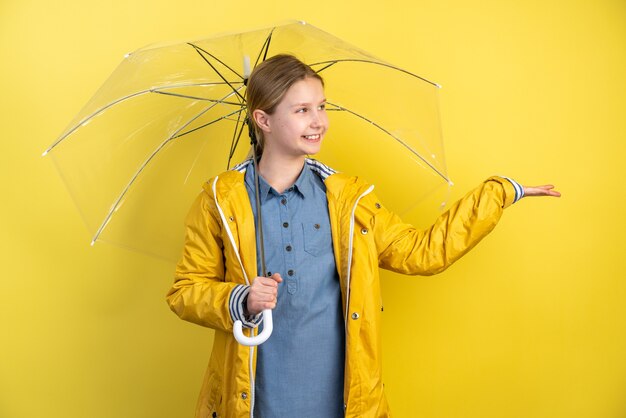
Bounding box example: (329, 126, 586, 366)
(522, 184, 561, 198)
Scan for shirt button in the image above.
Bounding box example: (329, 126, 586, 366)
(241, 392, 248, 400)
(288, 269, 294, 276)
(286, 245, 292, 252)
(281, 198, 287, 205)
(351, 312, 360, 320)
(283, 222, 289, 228)
(375, 202, 381, 209)
(314, 223, 320, 229)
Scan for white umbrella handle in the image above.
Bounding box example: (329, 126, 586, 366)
(233, 309, 273, 346)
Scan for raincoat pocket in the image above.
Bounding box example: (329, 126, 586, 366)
(200, 371, 222, 417)
(207, 388, 222, 417)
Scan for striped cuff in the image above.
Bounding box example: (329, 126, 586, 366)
(229, 285, 262, 329)
(503, 177, 525, 203)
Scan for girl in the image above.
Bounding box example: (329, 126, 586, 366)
(167, 54, 560, 418)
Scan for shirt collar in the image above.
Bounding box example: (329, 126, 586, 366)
(244, 160, 323, 200)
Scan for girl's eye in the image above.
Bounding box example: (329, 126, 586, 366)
(296, 107, 307, 113)
(318, 103, 326, 111)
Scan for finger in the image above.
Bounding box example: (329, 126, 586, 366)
(523, 184, 561, 197)
(251, 280, 279, 295)
(250, 297, 277, 310)
(271, 273, 283, 283)
(536, 185, 561, 196)
(259, 301, 277, 311)
(248, 289, 277, 303)
(247, 298, 277, 316)
(251, 290, 278, 305)
(248, 294, 278, 310)
(253, 277, 279, 288)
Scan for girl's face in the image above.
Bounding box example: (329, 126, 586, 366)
(259, 77, 328, 159)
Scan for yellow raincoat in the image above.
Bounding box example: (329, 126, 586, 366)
(167, 160, 520, 418)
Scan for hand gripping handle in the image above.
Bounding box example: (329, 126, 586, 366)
(233, 309, 273, 346)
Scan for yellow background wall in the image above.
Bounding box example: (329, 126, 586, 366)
(1, 1, 624, 417)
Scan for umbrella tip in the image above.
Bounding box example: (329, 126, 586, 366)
(41, 149, 48, 157)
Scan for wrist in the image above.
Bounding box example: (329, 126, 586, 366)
(242, 294, 251, 317)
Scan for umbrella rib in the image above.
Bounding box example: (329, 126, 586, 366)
(228, 109, 243, 167)
(186, 43, 244, 80)
(151, 90, 243, 106)
(43, 81, 244, 155)
(227, 111, 249, 170)
(43, 90, 146, 155)
(250, 25, 277, 70)
(314, 61, 337, 73)
(254, 33, 269, 68)
(170, 107, 244, 140)
(187, 43, 246, 102)
(90, 88, 245, 245)
(326, 101, 451, 184)
(156, 81, 243, 89)
(310, 59, 441, 88)
(261, 27, 275, 62)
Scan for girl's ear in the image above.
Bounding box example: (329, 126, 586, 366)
(252, 109, 271, 133)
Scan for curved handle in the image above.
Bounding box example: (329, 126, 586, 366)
(233, 309, 273, 346)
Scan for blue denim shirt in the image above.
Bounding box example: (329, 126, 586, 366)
(244, 161, 345, 418)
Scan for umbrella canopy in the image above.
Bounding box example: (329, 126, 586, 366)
(44, 21, 451, 262)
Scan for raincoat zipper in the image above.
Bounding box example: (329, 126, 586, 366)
(341, 184, 374, 416)
(344, 185, 374, 325)
(211, 176, 257, 418)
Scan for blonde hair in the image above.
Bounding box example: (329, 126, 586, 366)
(246, 54, 324, 157)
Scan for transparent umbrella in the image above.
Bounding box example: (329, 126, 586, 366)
(44, 21, 450, 261)
(43, 21, 452, 344)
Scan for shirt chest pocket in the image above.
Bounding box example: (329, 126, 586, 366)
(301, 222, 332, 257)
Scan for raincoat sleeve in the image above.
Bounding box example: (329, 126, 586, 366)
(375, 176, 523, 275)
(166, 188, 237, 331)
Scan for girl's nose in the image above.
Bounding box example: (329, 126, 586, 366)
(310, 110, 323, 127)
